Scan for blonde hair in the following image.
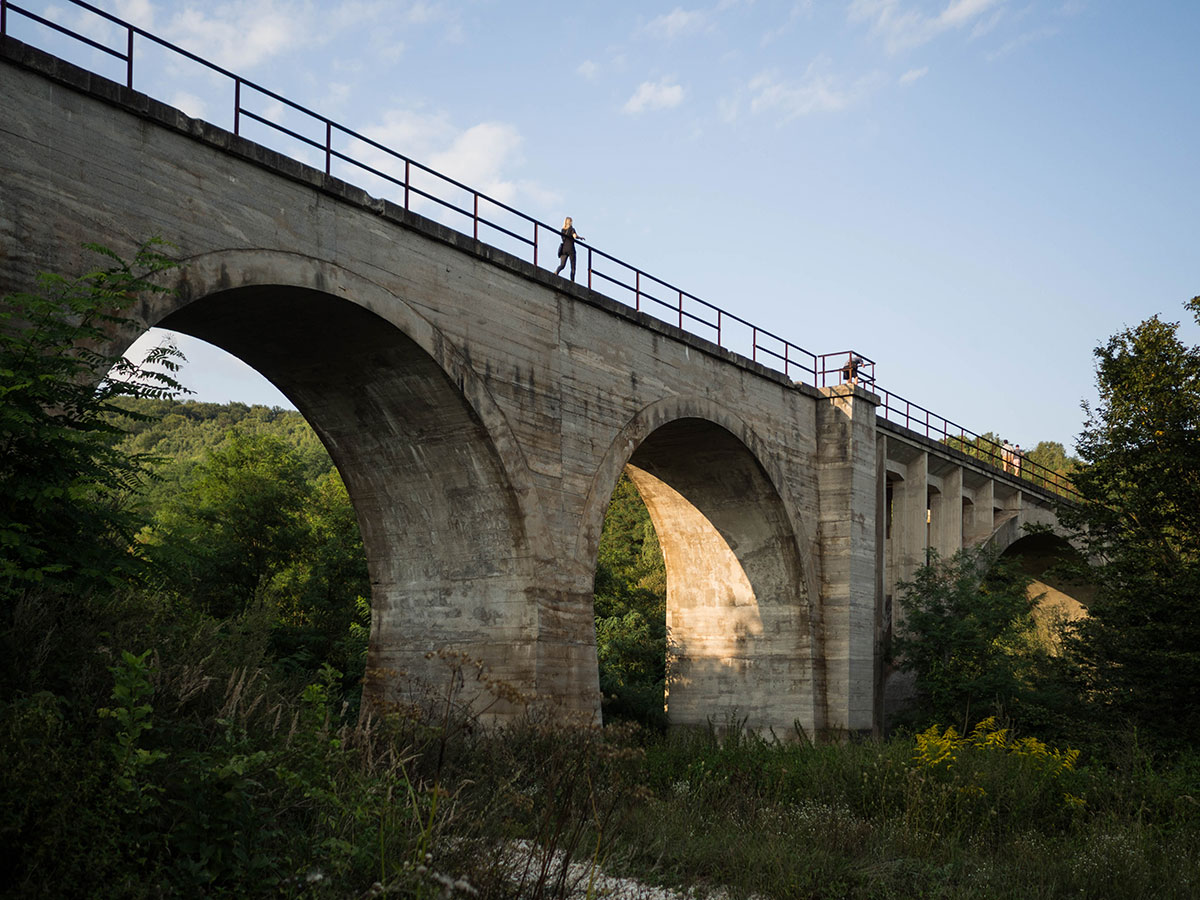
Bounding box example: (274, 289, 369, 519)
(563, 216, 573, 228)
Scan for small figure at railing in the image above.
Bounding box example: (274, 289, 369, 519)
(555, 216, 584, 281)
(841, 354, 865, 386)
(1012, 444, 1022, 477)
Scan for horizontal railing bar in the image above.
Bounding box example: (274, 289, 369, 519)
(238, 108, 326, 152)
(5, 2, 126, 60)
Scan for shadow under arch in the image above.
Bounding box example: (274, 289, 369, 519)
(579, 397, 825, 738)
(123, 249, 565, 719)
(995, 530, 1094, 641)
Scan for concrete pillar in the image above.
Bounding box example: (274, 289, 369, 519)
(891, 450, 929, 608)
(931, 466, 964, 558)
(816, 385, 880, 734)
(964, 479, 995, 547)
(873, 433, 889, 736)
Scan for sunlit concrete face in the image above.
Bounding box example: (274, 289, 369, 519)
(999, 532, 1093, 648)
(625, 419, 816, 735)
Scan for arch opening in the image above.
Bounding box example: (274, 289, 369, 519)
(591, 417, 816, 736)
(154, 283, 540, 718)
(997, 531, 1093, 649)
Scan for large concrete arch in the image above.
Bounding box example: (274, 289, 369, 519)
(125, 250, 570, 717)
(576, 397, 825, 736)
(995, 530, 1093, 643)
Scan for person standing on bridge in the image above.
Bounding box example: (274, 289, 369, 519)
(555, 216, 584, 281)
(841, 354, 863, 386)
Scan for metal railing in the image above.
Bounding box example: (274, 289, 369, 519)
(0, 0, 1079, 500)
(875, 389, 1079, 498)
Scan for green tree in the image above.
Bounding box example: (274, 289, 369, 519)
(892, 545, 1039, 730)
(594, 474, 667, 727)
(268, 467, 371, 683)
(0, 241, 183, 599)
(1059, 296, 1200, 748)
(143, 431, 309, 618)
(944, 430, 1007, 469)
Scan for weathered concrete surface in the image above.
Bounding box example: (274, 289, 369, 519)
(0, 39, 1083, 736)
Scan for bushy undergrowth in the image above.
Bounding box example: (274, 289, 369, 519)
(4, 590, 1198, 899)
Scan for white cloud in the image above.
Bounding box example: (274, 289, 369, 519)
(154, 1, 420, 72)
(970, 9, 1005, 39)
(849, 0, 1007, 53)
(577, 60, 599, 81)
(761, 1, 814, 46)
(113, 0, 157, 27)
(986, 25, 1059, 61)
(899, 66, 928, 85)
(352, 109, 556, 215)
(169, 91, 208, 120)
(641, 7, 709, 40)
(430, 122, 524, 204)
(166, 2, 311, 70)
(623, 79, 685, 114)
(362, 108, 456, 162)
(744, 61, 873, 120)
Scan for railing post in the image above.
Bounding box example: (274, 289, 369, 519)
(752, 327, 758, 363)
(784, 342, 790, 378)
(677, 290, 683, 329)
(126, 26, 133, 88)
(404, 159, 410, 209)
(324, 121, 332, 175)
(716, 310, 722, 348)
(533, 223, 538, 267)
(635, 270, 641, 311)
(233, 78, 241, 135)
(473, 194, 479, 240)
(587, 248, 592, 290)
(1, 0, 7, 37)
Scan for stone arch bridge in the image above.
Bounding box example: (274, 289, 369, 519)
(1, 36, 1080, 736)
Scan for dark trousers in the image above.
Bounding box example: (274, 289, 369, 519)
(556, 251, 576, 280)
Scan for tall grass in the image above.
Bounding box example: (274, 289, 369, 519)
(3, 592, 1198, 898)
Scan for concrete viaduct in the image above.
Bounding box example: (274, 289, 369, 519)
(1, 36, 1079, 737)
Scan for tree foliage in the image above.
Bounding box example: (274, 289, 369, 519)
(124, 405, 371, 684)
(1059, 296, 1200, 748)
(893, 545, 1039, 731)
(0, 241, 184, 598)
(594, 473, 667, 727)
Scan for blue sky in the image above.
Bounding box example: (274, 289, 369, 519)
(17, 0, 1200, 451)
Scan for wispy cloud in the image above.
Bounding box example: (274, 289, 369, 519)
(986, 25, 1060, 61)
(356, 108, 557, 212)
(430, 122, 524, 204)
(623, 79, 685, 114)
(168, 91, 208, 120)
(143, 1, 448, 71)
(761, 1, 814, 46)
(899, 66, 928, 85)
(164, 1, 315, 70)
(849, 0, 1007, 54)
(742, 59, 876, 121)
(577, 59, 600, 81)
(640, 7, 710, 40)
